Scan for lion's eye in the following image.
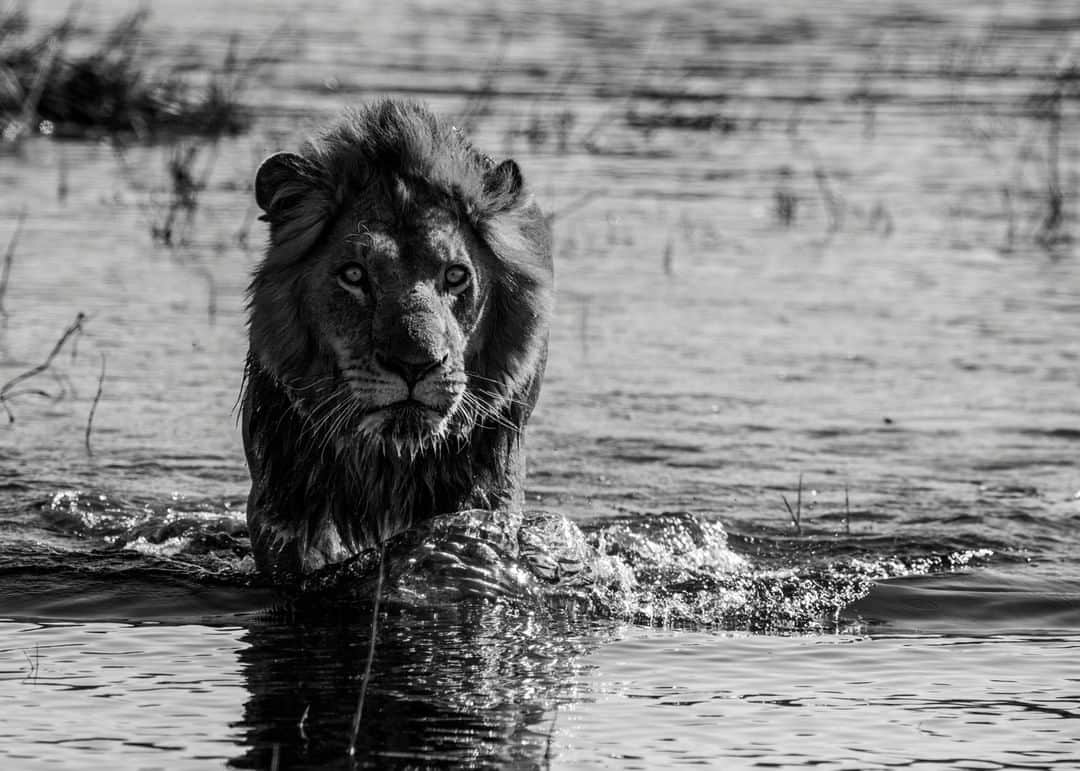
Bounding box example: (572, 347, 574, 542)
(338, 263, 367, 290)
(444, 264, 471, 293)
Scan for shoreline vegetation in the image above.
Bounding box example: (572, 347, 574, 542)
(0, 7, 253, 144)
(0, 7, 268, 447)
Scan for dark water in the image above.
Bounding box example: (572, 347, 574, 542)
(2, 0, 1080, 768)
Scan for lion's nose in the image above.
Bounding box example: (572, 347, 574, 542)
(376, 351, 447, 387)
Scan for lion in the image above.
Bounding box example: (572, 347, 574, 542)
(241, 99, 554, 582)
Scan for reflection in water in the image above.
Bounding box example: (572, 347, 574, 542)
(231, 603, 611, 769)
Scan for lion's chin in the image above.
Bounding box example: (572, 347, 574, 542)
(358, 400, 453, 457)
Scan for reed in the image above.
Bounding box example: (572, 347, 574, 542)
(781, 473, 804, 535)
(1030, 62, 1079, 252)
(0, 207, 27, 324)
(151, 142, 206, 247)
(0, 8, 252, 141)
(348, 543, 387, 760)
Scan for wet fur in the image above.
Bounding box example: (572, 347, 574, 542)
(242, 100, 553, 581)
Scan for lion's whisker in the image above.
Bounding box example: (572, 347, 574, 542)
(460, 390, 522, 436)
(469, 385, 536, 413)
(282, 374, 339, 394)
(302, 389, 352, 450)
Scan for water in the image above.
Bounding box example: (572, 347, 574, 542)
(2, 0, 1080, 767)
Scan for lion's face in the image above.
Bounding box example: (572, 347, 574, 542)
(304, 205, 485, 447)
(244, 101, 554, 573)
(247, 101, 552, 461)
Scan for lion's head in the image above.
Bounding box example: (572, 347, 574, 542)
(242, 101, 553, 575)
(248, 100, 552, 456)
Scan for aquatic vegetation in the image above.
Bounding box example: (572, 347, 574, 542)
(1028, 61, 1080, 252)
(0, 8, 251, 143)
(148, 141, 210, 247)
(0, 207, 26, 323)
(780, 472, 805, 534)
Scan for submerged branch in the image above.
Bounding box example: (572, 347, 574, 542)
(0, 311, 86, 423)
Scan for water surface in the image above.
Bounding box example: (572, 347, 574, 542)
(2, 0, 1079, 768)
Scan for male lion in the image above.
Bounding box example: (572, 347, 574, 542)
(242, 100, 553, 581)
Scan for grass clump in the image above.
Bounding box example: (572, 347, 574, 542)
(1028, 61, 1080, 252)
(0, 7, 252, 142)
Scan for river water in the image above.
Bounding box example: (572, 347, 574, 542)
(1, 0, 1079, 768)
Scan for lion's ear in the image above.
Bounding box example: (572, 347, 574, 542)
(255, 152, 318, 215)
(482, 159, 525, 211)
(255, 152, 335, 259)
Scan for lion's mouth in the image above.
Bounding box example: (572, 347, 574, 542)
(386, 398, 441, 415)
(367, 398, 448, 444)
(349, 390, 464, 452)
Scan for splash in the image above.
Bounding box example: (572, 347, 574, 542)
(290, 509, 993, 632)
(19, 491, 995, 631)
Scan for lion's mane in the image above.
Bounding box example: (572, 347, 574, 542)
(242, 100, 553, 580)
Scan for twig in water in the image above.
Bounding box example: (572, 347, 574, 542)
(298, 704, 310, 741)
(844, 484, 851, 536)
(781, 473, 804, 535)
(0, 311, 86, 423)
(543, 706, 558, 769)
(185, 259, 219, 324)
(348, 541, 387, 759)
(22, 645, 40, 680)
(84, 352, 105, 456)
(0, 207, 28, 323)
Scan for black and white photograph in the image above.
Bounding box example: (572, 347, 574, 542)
(0, 1, 1078, 768)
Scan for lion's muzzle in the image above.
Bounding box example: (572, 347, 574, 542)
(375, 351, 448, 389)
